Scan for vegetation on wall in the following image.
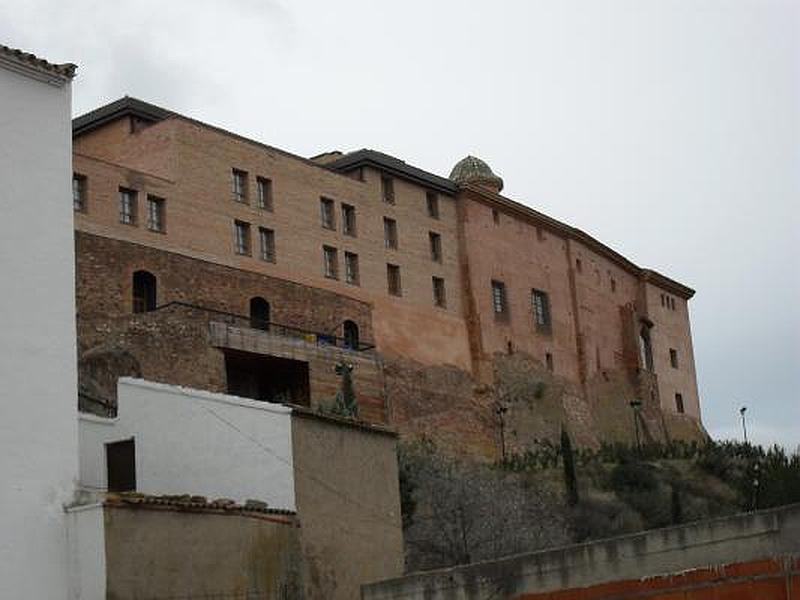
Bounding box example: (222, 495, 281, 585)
(399, 437, 800, 570)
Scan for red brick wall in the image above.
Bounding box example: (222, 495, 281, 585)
(76, 230, 374, 341)
(514, 558, 800, 600)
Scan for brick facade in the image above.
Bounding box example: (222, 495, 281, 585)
(72, 98, 704, 453)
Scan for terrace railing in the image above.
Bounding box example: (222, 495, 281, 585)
(148, 301, 375, 352)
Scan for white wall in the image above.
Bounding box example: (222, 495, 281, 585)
(0, 58, 78, 597)
(66, 504, 106, 600)
(79, 378, 297, 510)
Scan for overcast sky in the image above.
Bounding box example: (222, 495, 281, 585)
(2, 0, 797, 448)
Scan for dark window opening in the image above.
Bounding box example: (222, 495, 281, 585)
(531, 289, 551, 331)
(320, 197, 335, 229)
(432, 276, 446, 308)
(492, 208, 500, 224)
(249, 297, 271, 331)
(575, 258, 583, 273)
(546, 352, 554, 372)
(429, 232, 442, 262)
(384, 217, 398, 249)
(256, 177, 273, 210)
(132, 270, 157, 313)
(426, 192, 439, 218)
(106, 439, 136, 492)
(225, 350, 310, 405)
(342, 203, 357, 236)
(73, 174, 87, 211)
(387, 264, 402, 296)
(675, 393, 685, 414)
(232, 169, 248, 203)
(670, 348, 679, 369)
(381, 176, 395, 204)
(639, 324, 654, 371)
(343, 320, 360, 350)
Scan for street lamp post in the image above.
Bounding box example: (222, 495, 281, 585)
(495, 402, 508, 462)
(629, 399, 643, 453)
(740, 406, 748, 444)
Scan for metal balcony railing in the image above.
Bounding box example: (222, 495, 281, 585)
(148, 301, 374, 351)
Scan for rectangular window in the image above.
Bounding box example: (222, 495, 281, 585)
(259, 227, 276, 263)
(675, 393, 685, 414)
(119, 187, 137, 225)
(232, 168, 248, 203)
(320, 197, 335, 230)
(387, 264, 402, 296)
(345, 251, 359, 285)
(73, 174, 87, 211)
(234, 220, 251, 255)
(384, 217, 398, 249)
(426, 191, 439, 218)
(546, 352, 554, 372)
(429, 232, 442, 263)
(492, 208, 500, 224)
(531, 289, 551, 331)
(381, 176, 395, 204)
(432, 276, 446, 308)
(256, 177, 273, 210)
(491, 280, 507, 316)
(342, 203, 357, 236)
(323, 245, 338, 279)
(670, 348, 679, 369)
(575, 258, 583, 273)
(146, 195, 165, 232)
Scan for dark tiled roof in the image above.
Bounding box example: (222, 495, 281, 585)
(73, 96, 172, 135)
(105, 492, 295, 516)
(327, 149, 458, 195)
(0, 44, 76, 79)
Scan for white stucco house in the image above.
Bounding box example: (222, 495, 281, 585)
(0, 44, 81, 598)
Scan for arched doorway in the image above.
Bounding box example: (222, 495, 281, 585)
(250, 297, 271, 331)
(132, 270, 157, 313)
(343, 320, 359, 350)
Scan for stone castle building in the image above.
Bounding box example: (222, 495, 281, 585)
(73, 97, 704, 457)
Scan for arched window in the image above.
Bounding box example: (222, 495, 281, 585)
(343, 320, 359, 350)
(132, 270, 157, 313)
(250, 297, 271, 331)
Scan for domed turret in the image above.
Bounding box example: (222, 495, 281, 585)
(449, 155, 503, 192)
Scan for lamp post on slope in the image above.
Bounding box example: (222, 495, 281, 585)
(740, 406, 748, 444)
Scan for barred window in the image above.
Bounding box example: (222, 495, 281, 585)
(384, 217, 398, 249)
(323, 245, 338, 279)
(256, 177, 273, 210)
(146, 195, 165, 232)
(342, 203, 357, 236)
(345, 252, 359, 285)
(73, 174, 86, 211)
(531, 289, 551, 331)
(119, 187, 137, 225)
(234, 220, 251, 255)
(320, 197, 335, 230)
(259, 227, 275, 263)
(232, 169, 248, 203)
(387, 264, 402, 296)
(491, 280, 507, 315)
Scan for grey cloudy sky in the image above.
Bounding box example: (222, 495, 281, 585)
(3, 0, 797, 448)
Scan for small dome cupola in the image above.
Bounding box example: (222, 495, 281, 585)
(449, 155, 503, 193)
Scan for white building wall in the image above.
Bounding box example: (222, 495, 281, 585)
(0, 57, 78, 597)
(79, 378, 297, 510)
(66, 504, 107, 600)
